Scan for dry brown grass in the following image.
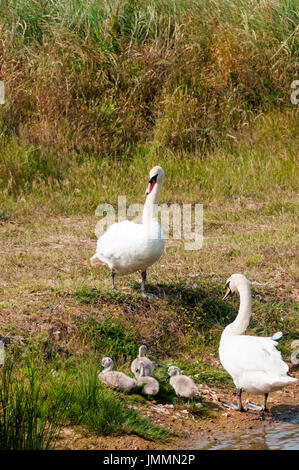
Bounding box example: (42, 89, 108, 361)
(1, 187, 297, 360)
(0, 0, 298, 156)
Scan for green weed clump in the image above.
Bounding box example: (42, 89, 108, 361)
(77, 315, 139, 361)
(0, 347, 65, 450)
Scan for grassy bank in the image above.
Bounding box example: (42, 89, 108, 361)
(0, 0, 298, 450)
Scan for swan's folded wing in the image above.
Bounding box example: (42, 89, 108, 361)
(96, 221, 146, 257)
(221, 336, 289, 376)
(95, 220, 164, 272)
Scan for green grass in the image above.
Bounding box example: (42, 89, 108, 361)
(175, 359, 234, 388)
(77, 315, 139, 361)
(0, 345, 172, 449)
(0, 0, 298, 216)
(0, 114, 297, 216)
(0, 0, 298, 450)
(0, 347, 65, 450)
(49, 361, 171, 441)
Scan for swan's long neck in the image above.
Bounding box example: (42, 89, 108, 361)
(142, 181, 162, 226)
(222, 282, 251, 339)
(140, 364, 145, 377)
(139, 348, 146, 358)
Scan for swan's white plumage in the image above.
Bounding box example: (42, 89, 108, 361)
(219, 274, 296, 397)
(220, 335, 293, 394)
(90, 166, 165, 284)
(92, 220, 164, 274)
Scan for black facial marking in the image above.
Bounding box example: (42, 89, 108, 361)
(149, 174, 158, 184)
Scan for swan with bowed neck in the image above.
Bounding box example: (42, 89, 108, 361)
(219, 273, 297, 412)
(90, 166, 165, 294)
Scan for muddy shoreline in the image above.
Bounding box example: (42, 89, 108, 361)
(55, 367, 298, 450)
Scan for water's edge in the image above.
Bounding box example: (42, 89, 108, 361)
(201, 421, 299, 450)
(188, 409, 299, 450)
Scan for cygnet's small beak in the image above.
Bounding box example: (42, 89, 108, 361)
(100, 365, 104, 372)
(164, 375, 170, 382)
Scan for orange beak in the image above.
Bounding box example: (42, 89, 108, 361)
(222, 286, 231, 300)
(146, 180, 156, 195)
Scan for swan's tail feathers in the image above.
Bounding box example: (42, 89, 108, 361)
(271, 331, 283, 341)
(272, 376, 297, 389)
(286, 376, 297, 384)
(90, 254, 102, 268)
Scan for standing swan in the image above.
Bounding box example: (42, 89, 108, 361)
(219, 273, 297, 412)
(90, 166, 165, 296)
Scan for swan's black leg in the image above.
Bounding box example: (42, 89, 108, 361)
(222, 388, 247, 411)
(263, 393, 269, 412)
(141, 270, 146, 293)
(111, 268, 116, 289)
(140, 270, 158, 298)
(237, 388, 247, 412)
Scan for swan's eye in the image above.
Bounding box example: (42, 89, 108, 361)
(149, 174, 158, 184)
(146, 174, 158, 195)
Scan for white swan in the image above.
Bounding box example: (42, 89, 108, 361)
(90, 166, 165, 296)
(166, 366, 200, 399)
(136, 361, 159, 396)
(98, 357, 137, 392)
(131, 345, 153, 377)
(219, 273, 297, 412)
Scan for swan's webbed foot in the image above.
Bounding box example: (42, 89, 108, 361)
(246, 393, 269, 412)
(222, 402, 248, 412)
(246, 403, 269, 412)
(140, 271, 158, 298)
(141, 292, 159, 299)
(222, 388, 247, 412)
(246, 402, 266, 411)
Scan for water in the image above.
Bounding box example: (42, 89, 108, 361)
(200, 407, 299, 450)
(202, 422, 299, 450)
